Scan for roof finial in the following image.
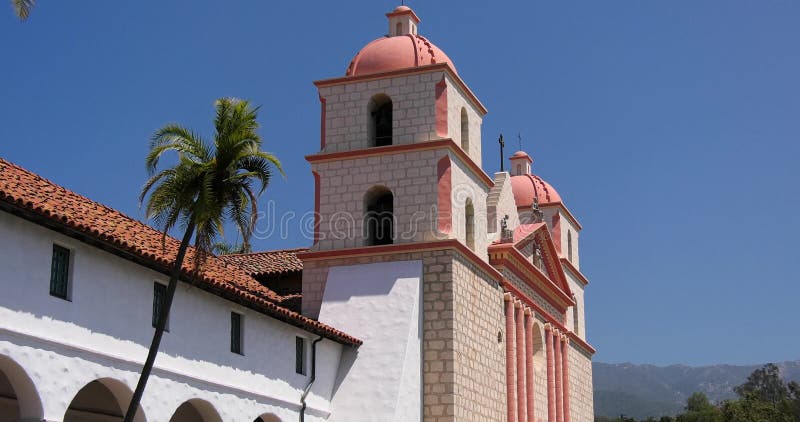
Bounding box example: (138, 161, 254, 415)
(498, 134, 505, 172)
(518, 133, 523, 151)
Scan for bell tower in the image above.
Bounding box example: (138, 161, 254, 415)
(307, 5, 490, 255)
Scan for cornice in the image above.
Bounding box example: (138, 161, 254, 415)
(489, 243, 574, 311)
(313, 63, 488, 115)
(298, 239, 503, 282)
(560, 257, 589, 286)
(305, 138, 494, 188)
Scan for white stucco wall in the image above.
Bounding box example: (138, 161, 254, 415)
(0, 211, 344, 422)
(317, 260, 423, 422)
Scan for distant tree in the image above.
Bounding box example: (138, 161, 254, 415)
(785, 381, 800, 420)
(721, 396, 792, 422)
(659, 417, 675, 422)
(734, 363, 788, 404)
(10, 0, 34, 21)
(676, 392, 722, 422)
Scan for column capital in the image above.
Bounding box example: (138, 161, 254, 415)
(503, 292, 513, 302)
(544, 323, 553, 332)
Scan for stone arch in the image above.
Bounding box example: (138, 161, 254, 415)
(530, 322, 546, 374)
(460, 107, 469, 152)
(170, 398, 222, 422)
(64, 377, 145, 422)
(255, 413, 283, 422)
(364, 185, 394, 246)
(368, 94, 393, 147)
(0, 354, 43, 422)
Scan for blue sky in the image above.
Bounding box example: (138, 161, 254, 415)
(2, 1, 798, 366)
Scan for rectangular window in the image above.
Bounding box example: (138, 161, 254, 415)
(296, 336, 306, 375)
(231, 312, 243, 355)
(152, 282, 168, 330)
(49, 244, 70, 300)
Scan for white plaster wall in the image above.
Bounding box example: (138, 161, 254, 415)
(0, 211, 343, 422)
(317, 261, 423, 422)
(444, 74, 483, 166)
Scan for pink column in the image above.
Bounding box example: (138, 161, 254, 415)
(524, 309, 535, 422)
(505, 295, 518, 422)
(515, 302, 527, 420)
(554, 331, 564, 422)
(562, 337, 571, 422)
(545, 324, 556, 422)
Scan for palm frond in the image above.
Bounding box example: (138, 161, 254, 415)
(12, 0, 34, 21)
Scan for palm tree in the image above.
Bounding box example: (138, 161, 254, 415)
(124, 97, 282, 422)
(11, 0, 34, 20)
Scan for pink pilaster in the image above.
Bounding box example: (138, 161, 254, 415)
(515, 302, 527, 420)
(505, 295, 518, 422)
(524, 309, 535, 422)
(554, 331, 564, 422)
(545, 324, 556, 422)
(562, 337, 571, 422)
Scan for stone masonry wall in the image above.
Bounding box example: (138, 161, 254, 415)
(568, 344, 594, 422)
(300, 248, 508, 422)
(450, 254, 506, 421)
(444, 74, 483, 166)
(311, 148, 445, 251)
(318, 71, 445, 153)
(448, 156, 490, 261)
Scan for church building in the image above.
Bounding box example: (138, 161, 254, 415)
(0, 6, 594, 422)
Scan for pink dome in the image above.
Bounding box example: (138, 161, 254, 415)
(510, 174, 562, 207)
(346, 35, 457, 77)
(510, 150, 533, 161)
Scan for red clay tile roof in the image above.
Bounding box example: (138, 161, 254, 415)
(0, 158, 360, 346)
(220, 248, 307, 276)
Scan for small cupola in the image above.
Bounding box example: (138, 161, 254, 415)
(387, 5, 420, 36)
(509, 151, 533, 176)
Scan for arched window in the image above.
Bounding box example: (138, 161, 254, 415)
(364, 186, 394, 246)
(572, 295, 580, 335)
(395, 22, 402, 36)
(460, 107, 469, 152)
(368, 94, 393, 147)
(465, 198, 475, 250)
(567, 230, 573, 262)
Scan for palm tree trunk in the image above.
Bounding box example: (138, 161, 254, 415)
(123, 220, 196, 422)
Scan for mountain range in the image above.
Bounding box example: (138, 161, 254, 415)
(593, 360, 800, 420)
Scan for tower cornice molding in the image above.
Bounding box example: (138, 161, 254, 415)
(305, 138, 494, 187)
(314, 63, 488, 115)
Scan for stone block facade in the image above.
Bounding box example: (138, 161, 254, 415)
(568, 345, 595, 422)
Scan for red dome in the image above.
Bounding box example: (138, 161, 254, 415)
(346, 34, 457, 77)
(510, 150, 533, 162)
(510, 174, 562, 207)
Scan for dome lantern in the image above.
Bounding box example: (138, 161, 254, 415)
(387, 5, 420, 36)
